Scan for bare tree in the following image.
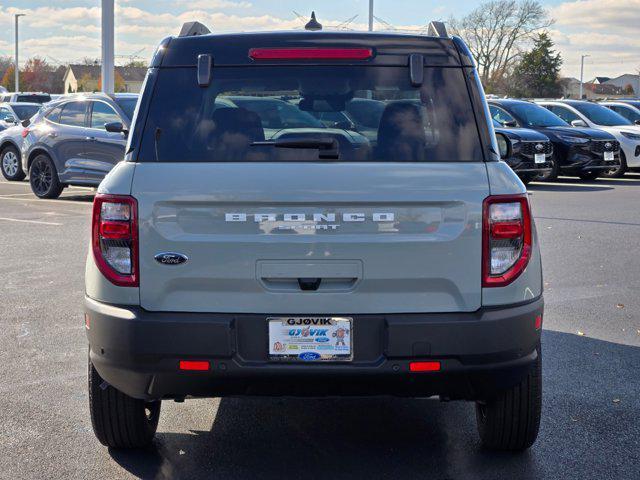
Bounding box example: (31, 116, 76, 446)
(449, 0, 552, 91)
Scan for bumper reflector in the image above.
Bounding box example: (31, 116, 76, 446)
(409, 361, 441, 372)
(535, 315, 543, 330)
(179, 360, 210, 371)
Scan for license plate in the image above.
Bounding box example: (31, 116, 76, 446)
(268, 317, 353, 362)
(534, 153, 546, 164)
(604, 151, 615, 161)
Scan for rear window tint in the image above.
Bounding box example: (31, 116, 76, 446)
(138, 66, 483, 162)
(16, 94, 50, 104)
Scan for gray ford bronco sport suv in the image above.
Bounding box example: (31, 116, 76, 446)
(85, 21, 543, 451)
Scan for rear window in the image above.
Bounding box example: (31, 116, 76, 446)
(138, 66, 483, 162)
(16, 94, 51, 104)
(12, 105, 41, 121)
(115, 97, 138, 121)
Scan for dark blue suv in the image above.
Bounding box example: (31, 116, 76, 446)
(21, 93, 138, 198)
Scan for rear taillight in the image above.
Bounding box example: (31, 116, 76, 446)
(21, 128, 29, 138)
(92, 194, 138, 287)
(482, 195, 532, 287)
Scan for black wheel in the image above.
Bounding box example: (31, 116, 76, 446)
(578, 171, 599, 181)
(1, 145, 25, 181)
(600, 151, 627, 178)
(29, 154, 64, 199)
(534, 160, 558, 182)
(475, 347, 542, 451)
(89, 359, 161, 449)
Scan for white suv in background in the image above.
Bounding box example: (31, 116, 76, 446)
(600, 100, 640, 126)
(536, 100, 640, 177)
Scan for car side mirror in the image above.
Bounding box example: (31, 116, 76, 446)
(105, 121, 128, 136)
(571, 119, 587, 128)
(495, 133, 512, 160)
(503, 120, 517, 128)
(634, 119, 640, 126)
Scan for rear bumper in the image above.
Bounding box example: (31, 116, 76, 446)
(85, 296, 543, 401)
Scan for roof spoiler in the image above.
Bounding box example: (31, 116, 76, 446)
(427, 21, 448, 38)
(179, 21, 211, 37)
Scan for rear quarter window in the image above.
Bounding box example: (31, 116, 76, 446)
(137, 65, 484, 163)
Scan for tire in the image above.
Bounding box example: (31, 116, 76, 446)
(475, 347, 542, 451)
(28, 153, 64, 199)
(600, 151, 627, 178)
(578, 171, 599, 181)
(1, 145, 26, 181)
(89, 359, 161, 449)
(534, 160, 558, 182)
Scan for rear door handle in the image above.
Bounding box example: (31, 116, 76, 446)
(85, 136, 97, 142)
(47, 132, 58, 138)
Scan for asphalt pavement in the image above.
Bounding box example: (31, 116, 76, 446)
(0, 175, 639, 479)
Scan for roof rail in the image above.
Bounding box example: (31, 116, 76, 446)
(179, 21, 211, 37)
(427, 21, 448, 38)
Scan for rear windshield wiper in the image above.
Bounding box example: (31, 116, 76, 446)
(251, 137, 339, 159)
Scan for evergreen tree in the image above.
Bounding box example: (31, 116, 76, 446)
(509, 32, 563, 98)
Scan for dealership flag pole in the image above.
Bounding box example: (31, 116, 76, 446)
(579, 54, 589, 99)
(101, 0, 115, 94)
(368, 0, 374, 31)
(14, 14, 25, 92)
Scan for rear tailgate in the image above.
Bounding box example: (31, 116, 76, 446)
(132, 162, 488, 314)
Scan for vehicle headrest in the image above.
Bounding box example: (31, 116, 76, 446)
(376, 101, 427, 160)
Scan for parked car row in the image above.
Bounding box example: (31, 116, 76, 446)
(0, 93, 137, 196)
(490, 98, 640, 183)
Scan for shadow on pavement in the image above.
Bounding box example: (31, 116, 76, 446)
(57, 194, 95, 203)
(528, 184, 613, 193)
(109, 331, 640, 480)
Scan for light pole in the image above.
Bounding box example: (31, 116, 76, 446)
(579, 54, 590, 99)
(101, 0, 115, 94)
(368, 0, 374, 31)
(14, 14, 26, 92)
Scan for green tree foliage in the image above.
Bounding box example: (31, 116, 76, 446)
(509, 32, 563, 98)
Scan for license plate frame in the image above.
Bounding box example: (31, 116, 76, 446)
(268, 317, 353, 362)
(534, 153, 546, 164)
(604, 151, 615, 161)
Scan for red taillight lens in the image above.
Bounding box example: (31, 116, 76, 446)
(482, 194, 532, 288)
(21, 128, 30, 138)
(249, 47, 373, 60)
(409, 361, 441, 372)
(92, 194, 138, 287)
(179, 360, 210, 371)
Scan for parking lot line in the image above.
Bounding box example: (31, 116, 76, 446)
(0, 195, 92, 206)
(0, 217, 63, 226)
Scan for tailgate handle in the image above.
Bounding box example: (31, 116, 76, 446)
(257, 261, 362, 293)
(298, 278, 322, 291)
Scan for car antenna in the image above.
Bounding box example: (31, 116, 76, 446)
(305, 12, 322, 31)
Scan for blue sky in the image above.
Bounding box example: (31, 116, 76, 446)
(1, 0, 639, 79)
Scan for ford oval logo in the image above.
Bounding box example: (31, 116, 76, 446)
(154, 253, 188, 265)
(298, 351, 321, 361)
(535, 143, 544, 151)
(605, 142, 612, 149)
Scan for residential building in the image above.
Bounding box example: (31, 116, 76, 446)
(63, 64, 147, 93)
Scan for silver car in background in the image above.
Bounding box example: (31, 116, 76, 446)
(0, 103, 42, 181)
